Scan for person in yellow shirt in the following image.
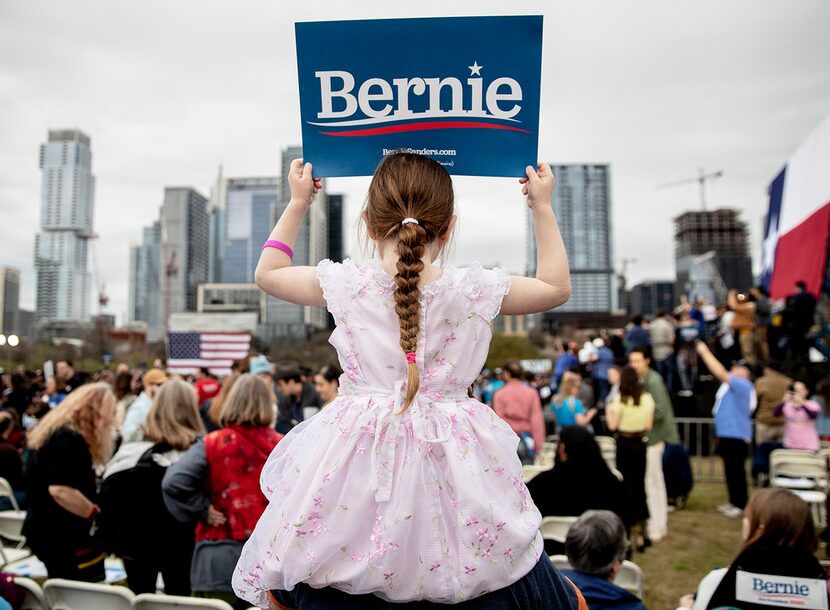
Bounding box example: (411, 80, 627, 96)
(607, 366, 655, 551)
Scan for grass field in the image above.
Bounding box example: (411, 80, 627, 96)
(635, 481, 744, 610)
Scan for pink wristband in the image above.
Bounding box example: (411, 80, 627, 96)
(262, 240, 293, 259)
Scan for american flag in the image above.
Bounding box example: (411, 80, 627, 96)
(167, 331, 251, 377)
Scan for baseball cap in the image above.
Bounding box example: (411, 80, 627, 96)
(249, 355, 272, 376)
(143, 368, 168, 385)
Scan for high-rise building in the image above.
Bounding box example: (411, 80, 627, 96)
(265, 146, 328, 338)
(208, 166, 226, 283)
(527, 164, 615, 314)
(0, 267, 20, 335)
(128, 220, 162, 340)
(327, 194, 345, 262)
(223, 177, 279, 283)
(627, 281, 676, 317)
(34, 129, 94, 323)
(208, 205, 225, 283)
(159, 187, 210, 330)
(674, 209, 753, 304)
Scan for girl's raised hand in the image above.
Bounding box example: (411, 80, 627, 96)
(518, 162, 555, 210)
(288, 158, 323, 206)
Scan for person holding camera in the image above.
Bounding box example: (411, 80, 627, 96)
(775, 381, 821, 452)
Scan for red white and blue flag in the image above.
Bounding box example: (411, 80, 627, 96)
(167, 331, 251, 378)
(762, 114, 830, 299)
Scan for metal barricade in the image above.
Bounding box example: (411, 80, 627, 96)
(675, 417, 733, 483)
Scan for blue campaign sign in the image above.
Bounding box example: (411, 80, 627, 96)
(295, 16, 543, 178)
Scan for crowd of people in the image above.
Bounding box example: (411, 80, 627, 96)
(0, 284, 825, 609)
(0, 149, 826, 608)
(0, 356, 340, 608)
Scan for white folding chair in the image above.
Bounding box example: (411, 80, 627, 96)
(13, 576, 47, 610)
(537, 442, 557, 467)
(0, 477, 19, 510)
(0, 509, 26, 538)
(133, 594, 235, 609)
(615, 560, 645, 599)
(539, 516, 579, 544)
(595, 436, 617, 470)
(522, 464, 548, 483)
(770, 449, 828, 525)
(549, 554, 571, 570)
(548, 555, 644, 599)
(43, 578, 135, 610)
(0, 537, 32, 569)
(770, 449, 827, 489)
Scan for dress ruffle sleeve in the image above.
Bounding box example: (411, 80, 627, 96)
(461, 264, 511, 322)
(316, 259, 345, 322)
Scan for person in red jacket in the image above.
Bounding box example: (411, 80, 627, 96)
(163, 374, 282, 609)
(493, 360, 545, 464)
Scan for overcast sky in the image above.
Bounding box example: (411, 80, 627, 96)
(1, 1, 829, 324)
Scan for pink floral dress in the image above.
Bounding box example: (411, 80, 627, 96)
(233, 259, 543, 607)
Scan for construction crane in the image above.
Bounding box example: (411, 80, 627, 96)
(617, 257, 637, 291)
(656, 168, 724, 211)
(89, 238, 109, 314)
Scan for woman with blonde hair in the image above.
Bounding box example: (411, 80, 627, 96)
(163, 373, 282, 608)
(552, 371, 597, 431)
(23, 382, 115, 581)
(201, 372, 241, 433)
(99, 379, 205, 595)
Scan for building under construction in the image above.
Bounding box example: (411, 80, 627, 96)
(675, 208, 753, 305)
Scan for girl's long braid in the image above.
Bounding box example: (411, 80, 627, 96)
(394, 222, 427, 411)
(364, 152, 454, 411)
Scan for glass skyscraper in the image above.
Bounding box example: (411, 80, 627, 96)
(526, 164, 615, 313)
(223, 177, 278, 283)
(34, 129, 94, 322)
(129, 221, 162, 340)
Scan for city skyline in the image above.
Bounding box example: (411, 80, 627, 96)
(1, 1, 829, 325)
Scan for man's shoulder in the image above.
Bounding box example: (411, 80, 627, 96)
(728, 375, 754, 391)
(561, 570, 645, 610)
(644, 369, 663, 386)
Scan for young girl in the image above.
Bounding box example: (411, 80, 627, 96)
(233, 153, 573, 608)
(551, 372, 597, 431)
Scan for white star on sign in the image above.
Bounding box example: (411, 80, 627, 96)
(468, 61, 482, 76)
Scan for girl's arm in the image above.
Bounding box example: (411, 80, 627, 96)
(501, 163, 571, 315)
(254, 159, 326, 307)
(605, 403, 620, 432)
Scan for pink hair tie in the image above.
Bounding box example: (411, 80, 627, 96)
(262, 239, 293, 259)
(405, 352, 417, 365)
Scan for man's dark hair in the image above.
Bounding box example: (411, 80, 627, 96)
(199, 367, 212, 377)
(503, 360, 523, 380)
(762, 360, 781, 373)
(655, 309, 667, 318)
(796, 280, 807, 290)
(629, 346, 652, 361)
(275, 366, 303, 384)
(631, 315, 644, 326)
